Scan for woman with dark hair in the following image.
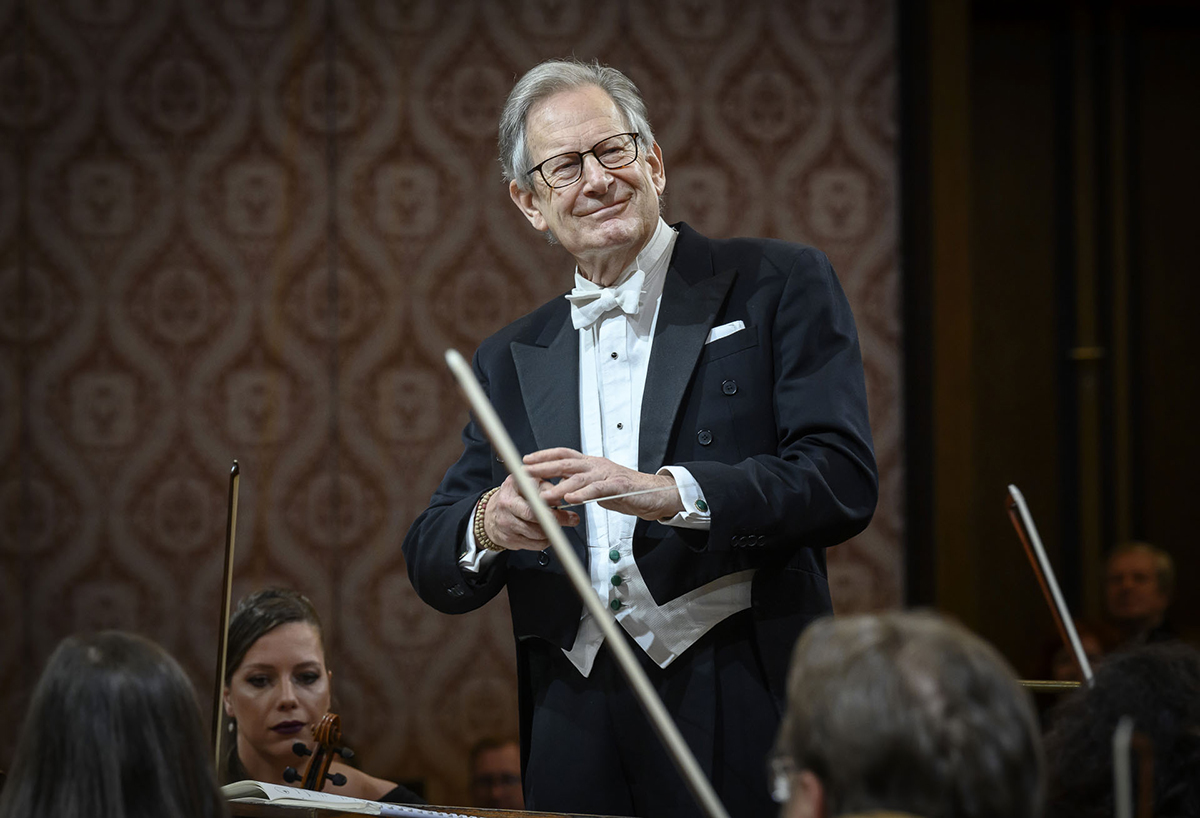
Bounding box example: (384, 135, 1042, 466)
(1044, 641, 1200, 818)
(222, 588, 422, 804)
(0, 631, 228, 818)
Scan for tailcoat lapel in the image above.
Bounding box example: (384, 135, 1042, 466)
(639, 226, 738, 472)
(510, 304, 588, 558)
(511, 306, 581, 454)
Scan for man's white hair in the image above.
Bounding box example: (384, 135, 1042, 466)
(498, 59, 656, 192)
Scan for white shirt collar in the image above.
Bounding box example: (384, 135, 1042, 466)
(569, 217, 675, 297)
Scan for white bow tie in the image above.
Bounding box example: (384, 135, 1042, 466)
(565, 270, 646, 330)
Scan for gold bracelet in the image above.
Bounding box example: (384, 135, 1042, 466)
(474, 487, 505, 552)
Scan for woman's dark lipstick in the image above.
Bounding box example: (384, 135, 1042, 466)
(271, 721, 306, 735)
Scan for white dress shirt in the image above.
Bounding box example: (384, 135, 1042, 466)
(461, 218, 753, 676)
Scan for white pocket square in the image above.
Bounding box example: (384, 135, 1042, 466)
(705, 320, 746, 344)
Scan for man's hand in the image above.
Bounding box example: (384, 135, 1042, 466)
(483, 474, 580, 551)
(523, 447, 684, 521)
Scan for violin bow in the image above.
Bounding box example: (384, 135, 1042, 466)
(1005, 484, 1094, 686)
(445, 349, 731, 818)
(212, 460, 241, 771)
(1113, 716, 1155, 818)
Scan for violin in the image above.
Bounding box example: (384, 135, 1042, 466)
(283, 712, 355, 792)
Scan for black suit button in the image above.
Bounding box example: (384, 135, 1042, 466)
(697, 429, 713, 446)
(538, 551, 550, 566)
(722, 379, 737, 395)
(447, 585, 465, 598)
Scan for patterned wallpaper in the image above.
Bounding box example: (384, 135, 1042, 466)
(0, 0, 899, 805)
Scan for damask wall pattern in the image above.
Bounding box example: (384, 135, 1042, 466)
(0, 0, 899, 805)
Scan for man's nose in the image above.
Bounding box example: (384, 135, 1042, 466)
(579, 153, 611, 191)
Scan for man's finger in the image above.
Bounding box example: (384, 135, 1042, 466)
(524, 458, 592, 480)
(523, 446, 583, 458)
(535, 472, 600, 503)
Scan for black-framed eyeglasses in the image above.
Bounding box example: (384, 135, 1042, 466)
(526, 132, 641, 189)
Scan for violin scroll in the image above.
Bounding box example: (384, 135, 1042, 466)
(281, 712, 354, 792)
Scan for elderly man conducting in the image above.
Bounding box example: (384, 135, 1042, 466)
(402, 59, 876, 817)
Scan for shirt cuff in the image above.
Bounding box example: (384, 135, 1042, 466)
(458, 501, 501, 574)
(656, 466, 711, 530)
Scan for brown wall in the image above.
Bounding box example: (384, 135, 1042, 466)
(903, 0, 1200, 677)
(968, 8, 1066, 676)
(1130, 10, 1200, 627)
(0, 0, 901, 804)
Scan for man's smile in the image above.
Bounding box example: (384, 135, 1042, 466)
(578, 198, 629, 218)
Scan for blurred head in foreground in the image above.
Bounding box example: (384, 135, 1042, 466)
(773, 611, 1043, 818)
(1045, 642, 1200, 818)
(0, 630, 227, 818)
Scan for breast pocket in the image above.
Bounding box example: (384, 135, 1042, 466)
(698, 325, 758, 364)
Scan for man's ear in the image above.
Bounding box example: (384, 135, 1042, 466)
(509, 180, 548, 232)
(646, 140, 666, 197)
(784, 770, 826, 818)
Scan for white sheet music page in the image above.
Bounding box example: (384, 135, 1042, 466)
(222, 781, 475, 817)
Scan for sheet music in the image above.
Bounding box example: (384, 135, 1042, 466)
(223, 781, 476, 818)
(379, 807, 472, 818)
